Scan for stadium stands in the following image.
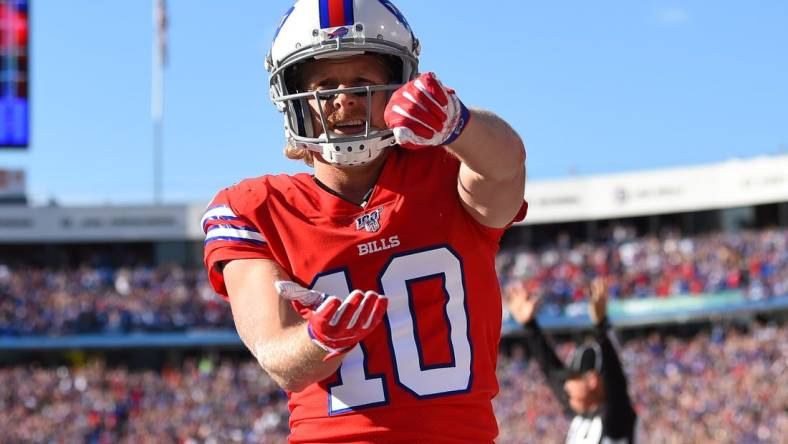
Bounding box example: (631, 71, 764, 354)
(1, 324, 784, 443)
(1, 225, 786, 441)
(0, 265, 230, 336)
(2, 227, 786, 336)
(500, 227, 788, 308)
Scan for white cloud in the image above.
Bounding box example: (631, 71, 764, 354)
(655, 6, 690, 25)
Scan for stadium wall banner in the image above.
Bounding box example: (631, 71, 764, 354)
(0, 204, 193, 242)
(3, 295, 787, 350)
(503, 292, 788, 332)
(604, 291, 744, 319)
(0, 330, 244, 350)
(523, 154, 788, 224)
(561, 291, 747, 323)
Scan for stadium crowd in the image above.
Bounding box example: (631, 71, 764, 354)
(0, 358, 290, 444)
(0, 265, 228, 336)
(1, 228, 787, 336)
(1, 323, 784, 443)
(498, 227, 788, 311)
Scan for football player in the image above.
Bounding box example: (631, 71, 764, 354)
(202, 0, 527, 442)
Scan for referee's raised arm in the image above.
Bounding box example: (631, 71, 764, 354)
(589, 278, 638, 441)
(505, 283, 572, 413)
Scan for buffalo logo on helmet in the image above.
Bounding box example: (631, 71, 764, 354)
(327, 26, 350, 39)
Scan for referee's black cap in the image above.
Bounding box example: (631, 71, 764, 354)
(564, 342, 602, 378)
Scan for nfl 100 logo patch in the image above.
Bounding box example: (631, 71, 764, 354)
(355, 207, 384, 233)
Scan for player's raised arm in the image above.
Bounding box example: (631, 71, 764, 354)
(385, 72, 526, 228)
(452, 107, 526, 228)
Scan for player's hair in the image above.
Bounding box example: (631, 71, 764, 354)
(284, 141, 315, 166)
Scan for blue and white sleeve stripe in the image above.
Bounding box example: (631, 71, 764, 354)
(202, 205, 267, 245)
(205, 225, 267, 245)
(201, 206, 240, 232)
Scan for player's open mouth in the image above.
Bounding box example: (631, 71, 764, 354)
(331, 119, 366, 134)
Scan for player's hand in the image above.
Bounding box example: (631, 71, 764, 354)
(588, 277, 609, 325)
(384, 72, 470, 149)
(275, 281, 388, 361)
(504, 282, 540, 325)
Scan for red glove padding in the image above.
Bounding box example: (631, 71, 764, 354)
(275, 281, 388, 361)
(384, 72, 470, 149)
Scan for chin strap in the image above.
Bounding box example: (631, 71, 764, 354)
(296, 134, 397, 166)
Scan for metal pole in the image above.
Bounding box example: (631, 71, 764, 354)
(154, 118, 162, 204)
(152, 0, 166, 205)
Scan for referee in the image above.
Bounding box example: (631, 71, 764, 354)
(506, 278, 638, 443)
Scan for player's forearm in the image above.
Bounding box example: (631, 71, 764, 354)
(252, 323, 342, 392)
(450, 108, 526, 228)
(446, 108, 526, 182)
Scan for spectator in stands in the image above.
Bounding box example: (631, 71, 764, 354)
(505, 277, 638, 443)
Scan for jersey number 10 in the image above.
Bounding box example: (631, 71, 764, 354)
(310, 245, 473, 415)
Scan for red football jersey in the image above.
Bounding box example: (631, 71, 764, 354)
(203, 148, 526, 443)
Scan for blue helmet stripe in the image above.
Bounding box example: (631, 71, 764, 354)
(319, 0, 331, 28)
(343, 0, 355, 25)
(378, 0, 411, 32)
(273, 5, 295, 40)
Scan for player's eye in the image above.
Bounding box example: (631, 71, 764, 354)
(351, 83, 374, 96)
(315, 84, 372, 99)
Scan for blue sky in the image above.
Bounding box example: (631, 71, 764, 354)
(2, 0, 787, 205)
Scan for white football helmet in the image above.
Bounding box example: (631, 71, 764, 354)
(266, 0, 420, 166)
